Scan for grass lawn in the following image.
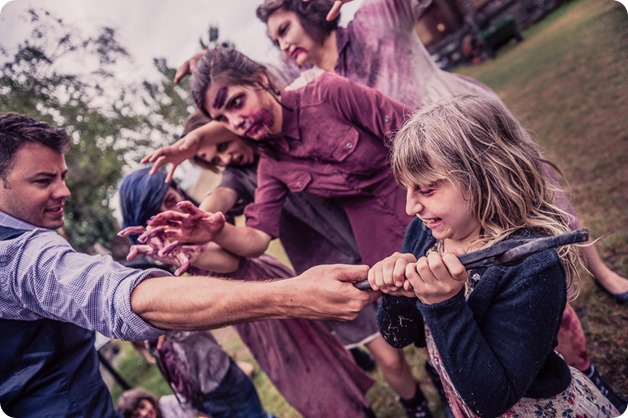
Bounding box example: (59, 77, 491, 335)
(108, 0, 627, 416)
(457, 0, 628, 402)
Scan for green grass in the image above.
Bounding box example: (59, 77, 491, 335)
(459, 0, 628, 400)
(109, 342, 172, 403)
(109, 0, 627, 415)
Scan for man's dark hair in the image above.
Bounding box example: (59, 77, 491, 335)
(0, 112, 72, 183)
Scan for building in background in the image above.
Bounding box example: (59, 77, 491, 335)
(417, 0, 567, 68)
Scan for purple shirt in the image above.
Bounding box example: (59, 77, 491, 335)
(323, 0, 500, 107)
(220, 164, 361, 274)
(0, 211, 167, 341)
(245, 73, 413, 265)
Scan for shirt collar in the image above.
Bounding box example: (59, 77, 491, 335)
(0, 211, 39, 230)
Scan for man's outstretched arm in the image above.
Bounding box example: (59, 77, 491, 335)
(131, 263, 379, 330)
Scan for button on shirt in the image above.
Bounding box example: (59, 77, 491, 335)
(245, 72, 410, 238)
(0, 211, 167, 341)
(220, 165, 361, 273)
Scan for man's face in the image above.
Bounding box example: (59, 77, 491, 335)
(0, 142, 70, 229)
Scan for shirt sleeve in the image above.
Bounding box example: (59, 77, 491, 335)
(417, 252, 567, 416)
(243, 158, 289, 238)
(316, 73, 412, 146)
(2, 229, 169, 341)
(378, 294, 426, 348)
(378, 219, 429, 348)
(353, 0, 432, 33)
(218, 167, 257, 217)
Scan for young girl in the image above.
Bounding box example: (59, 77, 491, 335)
(369, 95, 619, 417)
(119, 167, 376, 418)
(117, 387, 201, 418)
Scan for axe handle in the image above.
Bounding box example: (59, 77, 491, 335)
(353, 229, 588, 291)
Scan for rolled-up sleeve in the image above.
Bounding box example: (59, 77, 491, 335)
(1, 229, 169, 341)
(356, 0, 432, 32)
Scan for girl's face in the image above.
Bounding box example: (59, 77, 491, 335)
(204, 81, 282, 140)
(405, 179, 481, 249)
(132, 398, 157, 418)
(160, 187, 186, 212)
(266, 9, 320, 66)
(196, 138, 256, 167)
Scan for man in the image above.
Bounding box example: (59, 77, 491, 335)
(0, 112, 377, 417)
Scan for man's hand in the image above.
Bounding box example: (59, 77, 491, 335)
(279, 264, 380, 321)
(146, 201, 226, 244)
(174, 50, 207, 84)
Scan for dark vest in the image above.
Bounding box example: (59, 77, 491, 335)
(0, 226, 119, 417)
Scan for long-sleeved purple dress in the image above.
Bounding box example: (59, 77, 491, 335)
(191, 254, 374, 418)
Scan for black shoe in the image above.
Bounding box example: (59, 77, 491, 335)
(425, 361, 454, 418)
(399, 397, 433, 418)
(364, 407, 378, 418)
(586, 364, 627, 412)
(350, 347, 377, 372)
(399, 383, 433, 418)
(594, 279, 628, 304)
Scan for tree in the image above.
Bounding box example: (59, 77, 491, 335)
(0, 9, 182, 251)
(140, 25, 224, 136)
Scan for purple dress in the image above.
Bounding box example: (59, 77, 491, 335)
(192, 254, 374, 418)
(245, 72, 413, 266)
(220, 164, 380, 347)
(289, 0, 501, 107)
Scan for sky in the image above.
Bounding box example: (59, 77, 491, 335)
(0, 0, 362, 82)
(0, 0, 363, 216)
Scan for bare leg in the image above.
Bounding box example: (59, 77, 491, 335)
(582, 244, 628, 296)
(556, 303, 590, 371)
(557, 303, 627, 410)
(546, 167, 627, 298)
(366, 335, 416, 399)
(366, 336, 434, 417)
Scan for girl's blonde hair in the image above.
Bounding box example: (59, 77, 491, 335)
(392, 95, 580, 294)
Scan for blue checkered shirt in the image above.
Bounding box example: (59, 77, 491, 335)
(0, 211, 168, 341)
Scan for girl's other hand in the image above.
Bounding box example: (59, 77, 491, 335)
(368, 252, 417, 297)
(405, 251, 468, 304)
